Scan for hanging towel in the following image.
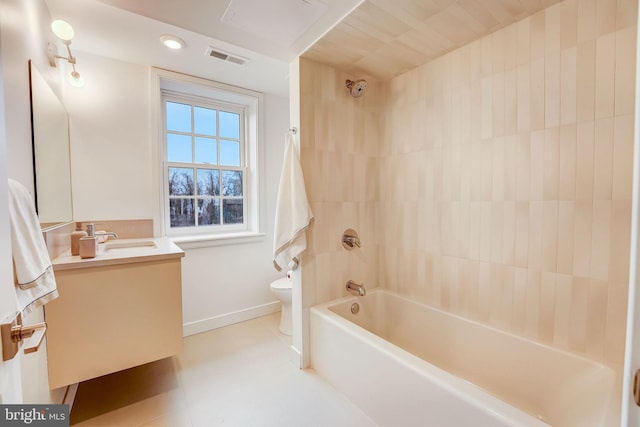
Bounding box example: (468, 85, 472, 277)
(273, 131, 313, 271)
(8, 179, 58, 314)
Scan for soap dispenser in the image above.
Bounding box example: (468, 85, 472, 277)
(70, 223, 87, 256)
(79, 224, 98, 259)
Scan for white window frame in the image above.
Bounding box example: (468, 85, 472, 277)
(151, 68, 265, 247)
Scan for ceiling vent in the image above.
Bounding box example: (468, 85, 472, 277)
(205, 46, 249, 66)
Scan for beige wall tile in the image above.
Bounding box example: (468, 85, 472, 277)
(531, 10, 546, 60)
(573, 200, 594, 277)
(569, 277, 589, 352)
(577, 40, 596, 122)
(578, 0, 597, 42)
(505, 69, 518, 136)
(587, 279, 608, 359)
(525, 270, 542, 338)
(591, 200, 612, 280)
(615, 26, 637, 116)
(545, 4, 562, 54)
(612, 114, 634, 200)
(479, 201, 492, 262)
(596, 0, 617, 36)
(595, 32, 616, 119)
(557, 201, 575, 275)
(605, 284, 628, 365)
(516, 133, 531, 200)
(593, 118, 614, 199)
(517, 64, 532, 132)
(554, 274, 573, 348)
(540, 272, 557, 342)
(530, 58, 546, 130)
(544, 127, 560, 200)
(478, 262, 491, 322)
(560, 47, 578, 125)
(545, 53, 561, 128)
(559, 124, 577, 200)
(530, 130, 545, 200)
(513, 267, 529, 334)
(503, 202, 516, 265)
(529, 201, 544, 270)
(517, 18, 532, 66)
(609, 200, 632, 284)
(493, 72, 506, 137)
(491, 202, 505, 263)
(561, 0, 578, 49)
(515, 201, 530, 268)
(542, 201, 559, 272)
(617, 0, 639, 30)
(575, 121, 595, 200)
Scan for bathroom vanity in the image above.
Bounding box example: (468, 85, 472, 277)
(45, 237, 184, 389)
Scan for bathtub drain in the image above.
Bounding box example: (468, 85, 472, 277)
(351, 303, 360, 314)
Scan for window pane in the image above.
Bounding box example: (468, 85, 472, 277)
(194, 106, 216, 136)
(198, 198, 220, 225)
(219, 111, 240, 139)
(170, 198, 195, 227)
(167, 133, 192, 162)
(220, 140, 240, 166)
(222, 170, 242, 196)
(223, 199, 243, 224)
(195, 137, 217, 164)
(197, 169, 219, 196)
(168, 167, 194, 196)
(166, 102, 191, 132)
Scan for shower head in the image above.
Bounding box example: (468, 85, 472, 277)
(345, 79, 368, 97)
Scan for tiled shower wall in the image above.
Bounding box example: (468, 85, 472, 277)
(300, 0, 636, 366)
(298, 58, 382, 306)
(381, 0, 636, 365)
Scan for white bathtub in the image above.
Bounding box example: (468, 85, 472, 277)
(310, 289, 620, 427)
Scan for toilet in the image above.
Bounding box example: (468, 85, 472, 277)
(270, 277, 292, 335)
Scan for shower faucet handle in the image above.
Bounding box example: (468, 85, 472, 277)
(342, 229, 361, 249)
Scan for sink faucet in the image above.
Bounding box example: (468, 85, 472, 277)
(346, 280, 366, 296)
(86, 223, 118, 240)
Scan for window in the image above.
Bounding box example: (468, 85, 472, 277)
(153, 69, 264, 243)
(164, 97, 245, 228)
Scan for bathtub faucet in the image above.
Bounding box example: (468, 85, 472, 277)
(346, 280, 366, 296)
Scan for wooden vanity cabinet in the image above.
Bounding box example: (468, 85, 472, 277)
(45, 258, 183, 389)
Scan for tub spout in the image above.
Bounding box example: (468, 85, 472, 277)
(346, 280, 366, 296)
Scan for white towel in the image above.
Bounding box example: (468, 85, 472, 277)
(273, 132, 313, 271)
(8, 179, 59, 314)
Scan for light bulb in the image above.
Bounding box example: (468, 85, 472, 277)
(69, 71, 84, 88)
(51, 20, 74, 41)
(160, 35, 185, 50)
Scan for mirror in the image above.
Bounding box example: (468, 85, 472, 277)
(29, 60, 73, 227)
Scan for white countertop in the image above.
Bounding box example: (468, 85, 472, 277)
(52, 237, 185, 271)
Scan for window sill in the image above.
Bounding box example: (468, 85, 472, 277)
(171, 232, 266, 249)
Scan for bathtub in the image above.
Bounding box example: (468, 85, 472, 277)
(310, 289, 620, 427)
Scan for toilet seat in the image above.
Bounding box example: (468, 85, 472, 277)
(270, 277, 292, 290)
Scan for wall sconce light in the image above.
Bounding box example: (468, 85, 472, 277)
(47, 19, 84, 87)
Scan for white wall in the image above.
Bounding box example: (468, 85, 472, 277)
(0, 0, 67, 404)
(63, 51, 289, 334)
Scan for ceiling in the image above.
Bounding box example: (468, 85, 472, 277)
(304, 0, 563, 81)
(44, 0, 563, 97)
(44, 0, 363, 97)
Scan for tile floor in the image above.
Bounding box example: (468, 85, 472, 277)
(70, 313, 378, 427)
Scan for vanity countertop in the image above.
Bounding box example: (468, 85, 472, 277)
(52, 237, 184, 271)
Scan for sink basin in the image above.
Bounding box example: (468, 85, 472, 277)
(103, 240, 157, 252)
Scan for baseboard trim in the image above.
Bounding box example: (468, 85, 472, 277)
(183, 301, 281, 336)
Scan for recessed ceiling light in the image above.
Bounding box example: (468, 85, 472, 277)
(160, 34, 185, 50)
